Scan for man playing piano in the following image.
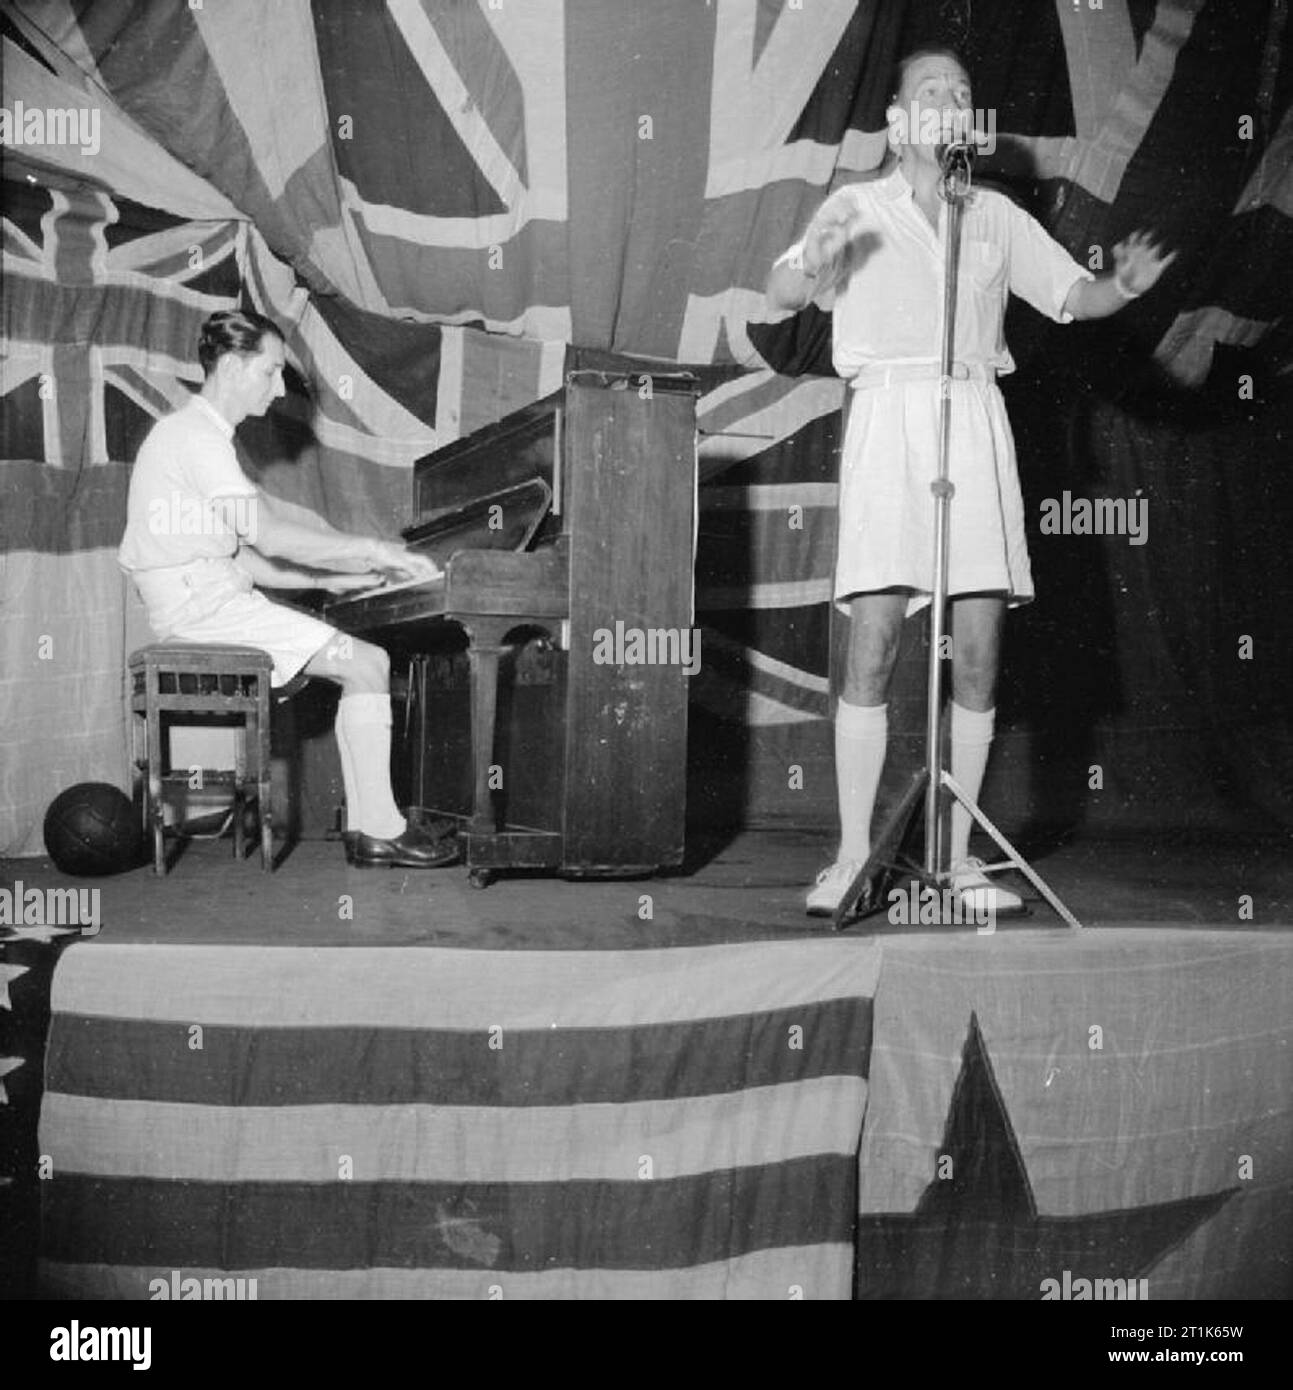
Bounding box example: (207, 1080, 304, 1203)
(118, 308, 457, 869)
(765, 47, 1175, 916)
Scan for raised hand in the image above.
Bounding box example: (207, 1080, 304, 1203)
(801, 192, 868, 277)
(1112, 231, 1177, 296)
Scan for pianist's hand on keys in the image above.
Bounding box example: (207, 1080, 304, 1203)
(316, 539, 444, 594)
(321, 571, 391, 595)
(350, 536, 442, 586)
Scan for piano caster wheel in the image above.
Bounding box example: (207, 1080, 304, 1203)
(468, 868, 495, 890)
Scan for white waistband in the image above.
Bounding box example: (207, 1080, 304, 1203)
(849, 361, 997, 390)
(131, 557, 253, 633)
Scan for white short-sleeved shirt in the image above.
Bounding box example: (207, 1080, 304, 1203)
(776, 165, 1092, 610)
(118, 393, 258, 573)
(782, 164, 1092, 377)
(117, 393, 336, 685)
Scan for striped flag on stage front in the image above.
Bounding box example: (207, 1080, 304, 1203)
(856, 931, 1293, 1300)
(38, 938, 880, 1299)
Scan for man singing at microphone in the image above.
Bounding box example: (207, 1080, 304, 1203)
(765, 47, 1176, 916)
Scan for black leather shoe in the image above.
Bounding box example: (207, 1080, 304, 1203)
(343, 824, 460, 869)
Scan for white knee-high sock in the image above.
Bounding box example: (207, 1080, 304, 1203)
(836, 700, 888, 863)
(335, 693, 406, 839)
(950, 702, 994, 864)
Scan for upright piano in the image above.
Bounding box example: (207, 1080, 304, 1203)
(324, 367, 699, 885)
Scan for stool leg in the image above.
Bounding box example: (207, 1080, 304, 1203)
(260, 802, 273, 870)
(147, 695, 166, 876)
(233, 715, 246, 862)
(259, 703, 273, 872)
(131, 707, 147, 838)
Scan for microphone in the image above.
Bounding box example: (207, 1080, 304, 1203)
(936, 122, 983, 199)
(936, 139, 977, 171)
(936, 106, 988, 169)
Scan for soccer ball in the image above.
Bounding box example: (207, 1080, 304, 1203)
(42, 783, 143, 876)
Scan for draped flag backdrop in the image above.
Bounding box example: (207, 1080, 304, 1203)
(3, 0, 1291, 853)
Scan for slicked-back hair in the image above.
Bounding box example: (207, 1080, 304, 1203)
(889, 44, 969, 104)
(197, 309, 284, 377)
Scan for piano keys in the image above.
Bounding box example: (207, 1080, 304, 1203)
(324, 367, 699, 886)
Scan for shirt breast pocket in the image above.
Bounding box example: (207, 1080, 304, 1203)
(964, 238, 1007, 293)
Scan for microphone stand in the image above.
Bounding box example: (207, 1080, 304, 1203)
(832, 145, 1083, 932)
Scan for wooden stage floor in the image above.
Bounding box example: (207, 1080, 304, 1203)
(3, 826, 1290, 948)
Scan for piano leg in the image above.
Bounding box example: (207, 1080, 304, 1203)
(453, 615, 566, 882)
(463, 619, 512, 839)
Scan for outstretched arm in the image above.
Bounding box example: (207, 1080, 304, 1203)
(228, 492, 441, 583)
(232, 546, 385, 594)
(766, 190, 867, 312)
(1064, 231, 1177, 321)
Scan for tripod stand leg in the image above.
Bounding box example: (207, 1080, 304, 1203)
(941, 771, 1083, 931)
(832, 769, 929, 930)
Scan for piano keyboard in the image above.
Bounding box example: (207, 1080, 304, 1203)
(350, 573, 442, 599)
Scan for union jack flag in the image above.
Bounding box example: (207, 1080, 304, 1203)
(3, 0, 1290, 856)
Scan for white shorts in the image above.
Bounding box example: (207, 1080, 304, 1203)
(834, 375, 1033, 616)
(133, 560, 339, 688)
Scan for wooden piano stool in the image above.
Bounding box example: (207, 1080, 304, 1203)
(129, 643, 275, 875)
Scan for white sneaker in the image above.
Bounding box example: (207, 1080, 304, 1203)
(806, 859, 865, 916)
(948, 856, 1024, 915)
